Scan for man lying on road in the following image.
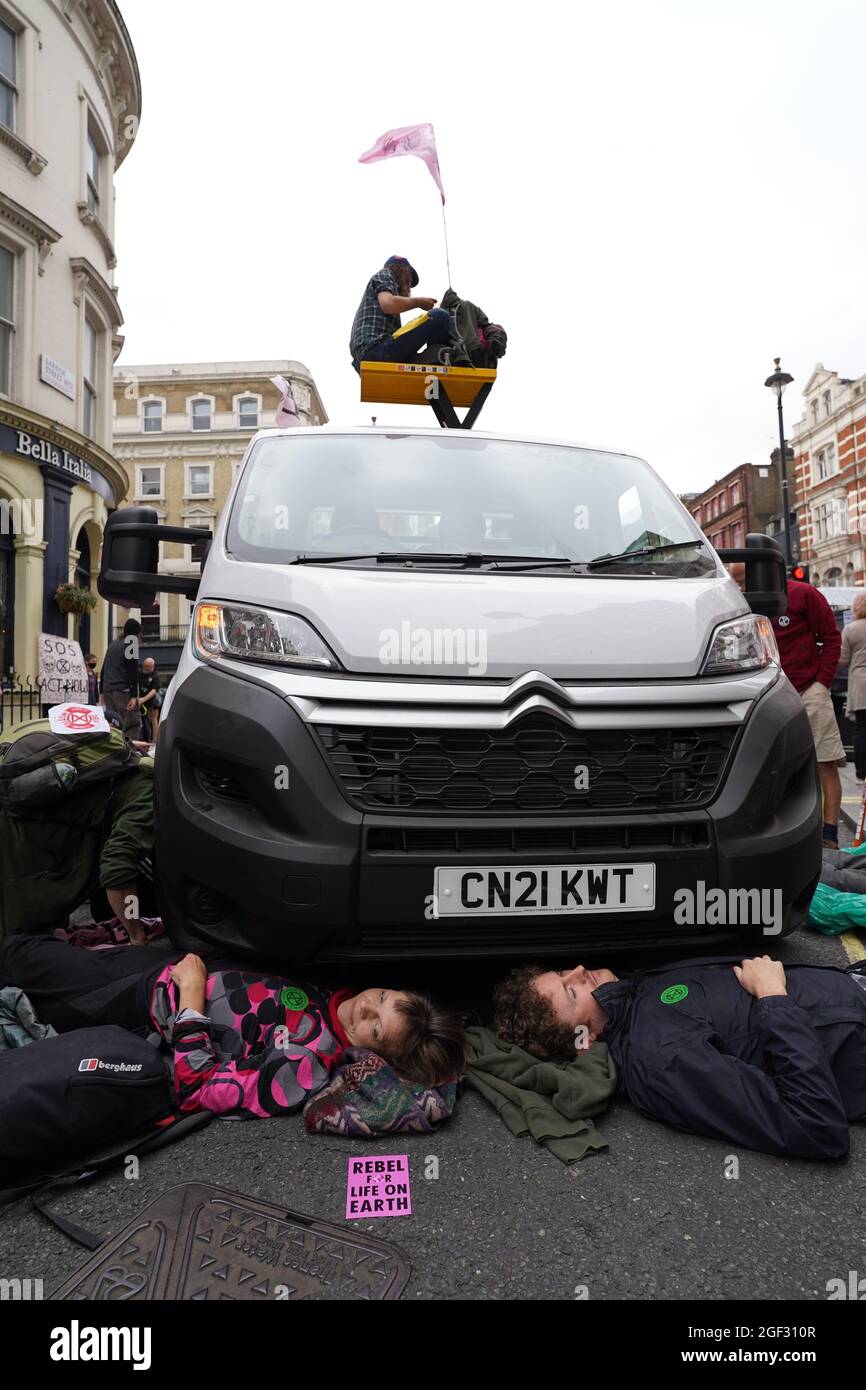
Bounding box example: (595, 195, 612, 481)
(493, 954, 866, 1160)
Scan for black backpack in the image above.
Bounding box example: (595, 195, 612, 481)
(0, 1025, 175, 1187)
(0, 722, 141, 814)
(0, 1025, 211, 1245)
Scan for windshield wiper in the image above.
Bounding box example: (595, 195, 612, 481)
(289, 551, 478, 565)
(289, 551, 580, 569)
(486, 557, 584, 572)
(586, 539, 707, 571)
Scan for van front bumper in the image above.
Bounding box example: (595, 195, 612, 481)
(155, 664, 821, 962)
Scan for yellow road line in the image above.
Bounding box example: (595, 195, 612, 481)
(839, 931, 866, 964)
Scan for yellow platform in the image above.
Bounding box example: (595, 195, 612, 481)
(360, 360, 497, 408)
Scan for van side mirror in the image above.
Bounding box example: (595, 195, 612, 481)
(97, 506, 213, 606)
(715, 533, 787, 619)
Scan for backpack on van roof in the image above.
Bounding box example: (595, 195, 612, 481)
(0, 720, 141, 815)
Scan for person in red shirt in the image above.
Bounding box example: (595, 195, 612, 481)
(772, 579, 844, 846)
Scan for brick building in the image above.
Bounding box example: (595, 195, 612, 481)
(682, 458, 787, 553)
(792, 363, 866, 587)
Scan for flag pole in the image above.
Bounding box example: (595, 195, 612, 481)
(442, 202, 452, 289)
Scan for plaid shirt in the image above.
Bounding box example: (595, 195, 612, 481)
(350, 267, 400, 360)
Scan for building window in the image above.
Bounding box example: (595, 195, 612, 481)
(86, 126, 101, 218)
(136, 465, 162, 499)
(825, 567, 843, 587)
(731, 522, 743, 548)
(238, 396, 258, 429)
(813, 497, 848, 542)
(811, 400, 819, 426)
(816, 443, 837, 481)
(730, 482, 740, 507)
(823, 389, 832, 419)
(139, 596, 160, 639)
(186, 464, 212, 497)
(183, 513, 214, 565)
(82, 317, 98, 438)
(0, 243, 13, 395)
(0, 18, 15, 132)
(846, 563, 855, 585)
(190, 398, 211, 430)
(142, 400, 163, 433)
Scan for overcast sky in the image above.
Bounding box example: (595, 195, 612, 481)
(114, 0, 866, 496)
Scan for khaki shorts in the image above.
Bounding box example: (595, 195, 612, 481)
(801, 680, 846, 764)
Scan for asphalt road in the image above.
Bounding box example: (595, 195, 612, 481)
(2, 835, 865, 1302)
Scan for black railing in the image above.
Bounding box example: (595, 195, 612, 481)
(0, 677, 76, 734)
(112, 625, 189, 642)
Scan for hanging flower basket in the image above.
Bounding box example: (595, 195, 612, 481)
(54, 582, 98, 616)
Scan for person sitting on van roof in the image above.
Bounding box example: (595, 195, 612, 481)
(349, 254, 451, 373)
(0, 934, 466, 1117)
(493, 954, 866, 1161)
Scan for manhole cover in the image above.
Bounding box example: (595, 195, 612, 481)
(50, 1182, 410, 1301)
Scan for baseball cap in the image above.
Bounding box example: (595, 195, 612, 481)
(385, 255, 419, 287)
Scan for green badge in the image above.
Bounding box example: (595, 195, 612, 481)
(660, 984, 689, 1005)
(281, 986, 309, 1011)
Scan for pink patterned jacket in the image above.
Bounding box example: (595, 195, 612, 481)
(148, 961, 354, 1119)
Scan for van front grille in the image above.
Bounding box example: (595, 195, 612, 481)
(315, 715, 738, 814)
(365, 822, 711, 854)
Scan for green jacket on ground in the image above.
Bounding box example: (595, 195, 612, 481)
(0, 743, 154, 936)
(464, 1026, 617, 1162)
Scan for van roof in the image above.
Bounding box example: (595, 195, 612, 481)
(247, 422, 644, 461)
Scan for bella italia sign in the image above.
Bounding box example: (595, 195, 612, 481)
(12, 429, 92, 484)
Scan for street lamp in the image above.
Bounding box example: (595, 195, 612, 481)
(764, 357, 795, 567)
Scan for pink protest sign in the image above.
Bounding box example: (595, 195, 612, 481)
(346, 1154, 411, 1220)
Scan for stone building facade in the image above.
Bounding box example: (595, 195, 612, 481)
(112, 360, 327, 669)
(0, 0, 139, 683)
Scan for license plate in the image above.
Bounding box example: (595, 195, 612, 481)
(433, 863, 656, 917)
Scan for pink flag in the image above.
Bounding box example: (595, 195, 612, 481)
(358, 123, 445, 204)
(271, 375, 301, 428)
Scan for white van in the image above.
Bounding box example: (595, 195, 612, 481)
(99, 425, 821, 962)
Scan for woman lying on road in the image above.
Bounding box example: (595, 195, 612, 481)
(0, 934, 465, 1118)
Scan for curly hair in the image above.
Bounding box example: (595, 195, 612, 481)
(387, 992, 466, 1087)
(492, 965, 576, 1061)
(851, 592, 866, 621)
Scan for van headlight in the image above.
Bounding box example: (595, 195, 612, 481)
(194, 602, 339, 669)
(700, 615, 779, 675)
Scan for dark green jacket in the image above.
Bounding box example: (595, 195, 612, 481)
(0, 759, 154, 936)
(464, 1026, 617, 1162)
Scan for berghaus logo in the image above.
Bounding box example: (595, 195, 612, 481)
(78, 1058, 143, 1073)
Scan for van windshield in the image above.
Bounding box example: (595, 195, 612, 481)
(226, 433, 715, 575)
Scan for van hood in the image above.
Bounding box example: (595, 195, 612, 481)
(203, 562, 748, 680)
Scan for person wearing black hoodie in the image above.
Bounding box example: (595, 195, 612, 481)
(493, 954, 866, 1160)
